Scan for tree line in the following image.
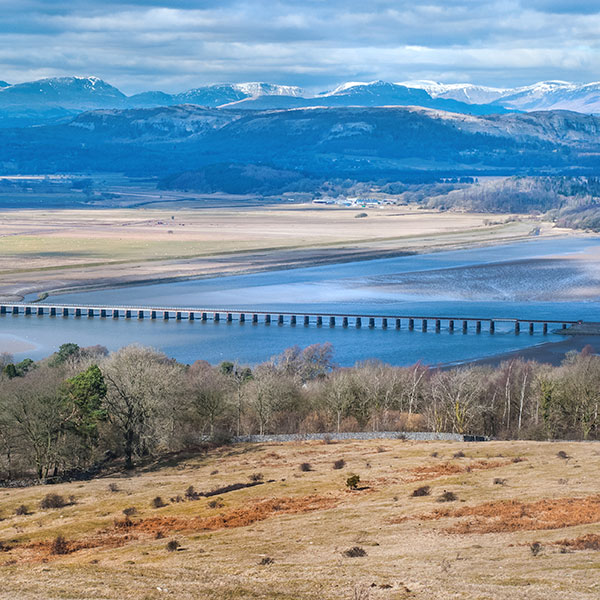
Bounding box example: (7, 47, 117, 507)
(0, 341, 598, 482)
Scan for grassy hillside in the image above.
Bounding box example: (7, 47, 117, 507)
(1, 439, 599, 599)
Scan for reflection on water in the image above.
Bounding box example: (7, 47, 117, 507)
(7, 236, 599, 366)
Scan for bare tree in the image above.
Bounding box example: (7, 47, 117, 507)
(101, 345, 184, 469)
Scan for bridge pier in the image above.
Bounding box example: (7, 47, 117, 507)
(476, 321, 481, 333)
(490, 320, 495, 334)
(75, 308, 81, 317)
(24, 306, 31, 316)
(449, 320, 454, 332)
(409, 318, 414, 331)
(100, 309, 107, 318)
(462, 320, 468, 333)
(213, 313, 219, 322)
(562, 323, 567, 329)
(37, 307, 44, 316)
(50, 307, 56, 316)
(163, 311, 169, 320)
(278, 315, 284, 325)
(343, 316, 349, 327)
(88, 308, 94, 317)
(62, 308, 69, 317)
(227, 313, 233, 323)
(396, 318, 401, 329)
(529, 322, 534, 335)
(151, 310, 157, 319)
(330, 316, 336, 327)
(202, 312, 207, 321)
(543, 323, 548, 335)
(265, 314, 271, 324)
(176, 311, 182, 320)
(290, 315, 296, 326)
(435, 319, 441, 332)
(252, 314, 258, 324)
(304, 315, 310, 326)
(125, 310, 132, 319)
(422, 319, 427, 332)
(0, 306, 5, 315)
(515, 322, 520, 334)
(382, 317, 388, 329)
(189, 311, 194, 321)
(138, 310, 144, 319)
(12, 306, 18, 315)
(356, 317, 362, 328)
(316, 316, 322, 327)
(239, 313, 245, 323)
(369, 317, 375, 328)
(113, 309, 119, 319)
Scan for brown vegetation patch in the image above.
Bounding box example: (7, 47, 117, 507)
(401, 495, 600, 534)
(121, 494, 337, 536)
(408, 459, 509, 482)
(20, 533, 132, 562)
(554, 534, 600, 551)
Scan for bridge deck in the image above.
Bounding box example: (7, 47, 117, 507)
(0, 302, 579, 327)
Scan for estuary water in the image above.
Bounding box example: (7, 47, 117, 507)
(3, 236, 599, 366)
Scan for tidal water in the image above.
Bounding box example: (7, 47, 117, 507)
(3, 236, 598, 366)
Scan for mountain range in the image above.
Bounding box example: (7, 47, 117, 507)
(2, 104, 600, 188)
(3, 75, 600, 128)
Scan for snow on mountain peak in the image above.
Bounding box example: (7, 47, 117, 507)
(232, 82, 304, 97)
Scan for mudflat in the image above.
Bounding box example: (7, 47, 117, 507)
(0, 204, 569, 301)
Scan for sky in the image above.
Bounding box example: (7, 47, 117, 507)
(1, 0, 600, 94)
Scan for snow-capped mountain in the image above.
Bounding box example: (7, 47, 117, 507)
(0, 76, 127, 108)
(399, 80, 508, 105)
(400, 79, 600, 114)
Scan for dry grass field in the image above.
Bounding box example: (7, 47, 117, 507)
(1, 439, 599, 599)
(0, 204, 566, 301)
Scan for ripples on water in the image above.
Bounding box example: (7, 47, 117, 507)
(5, 236, 598, 366)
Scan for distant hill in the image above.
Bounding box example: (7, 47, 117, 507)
(2, 105, 600, 188)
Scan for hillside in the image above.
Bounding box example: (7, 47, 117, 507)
(2, 106, 600, 186)
(1, 439, 599, 600)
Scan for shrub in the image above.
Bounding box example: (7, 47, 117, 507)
(249, 473, 264, 482)
(151, 496, 167, 509)
(166, 540, 180, 552)
(354, 212, 368, 218)
(512, 456, 525, 463)
(122, 507, 137, 517)
(210, 470, 219, 475)
(155, 531, 165, 539)
(453, 451, 466, 458)
(430, 451, 439, 458)
(493, 478, 507, 486)
(346, 474, 360, 490)
(185, 486, 199, 500)
(208, 498, 224, 509)
(438, 491, 457, 502)
(39, 494, 68, 509)
(530, 542, 542, 556)
(300, 462, 312, 472)
(50, 535, 69, 555)
(557, 450, 570, 460)
(411, 485, 431, 497)
(259, 556, 274, 565)
(108, 483, 119, 493)
(333, 459, 346, 470)
(114, 516, 133, 529)
(343, 546, 367, 557)
(15, 504, 30, 516)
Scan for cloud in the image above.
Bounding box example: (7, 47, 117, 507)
(0, 1, 598, 93)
